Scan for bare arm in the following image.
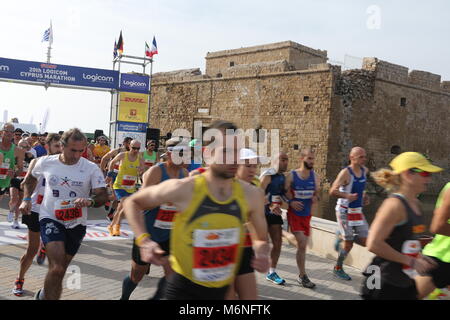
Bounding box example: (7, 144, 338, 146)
(430, 188, 450, 236)
(245, 184, 270, 273)
(259, 174, 271, 191)
(329, 169, 353, 200)
(14, 148, 25, 176)
(108, 152, 125, 172)
(18, 158, 39, 215)
(100, 148, 118, 171)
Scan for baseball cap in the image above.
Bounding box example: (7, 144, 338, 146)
(390, 152, 443, 174)
(239, 148, 269, 163)
(14, 128, 24, 134)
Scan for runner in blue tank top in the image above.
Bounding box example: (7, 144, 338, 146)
(329, 147, 370, 281)
(120, 138, 188, 300)
(285, 148, 320, 289)
(260, 152, 289, 285)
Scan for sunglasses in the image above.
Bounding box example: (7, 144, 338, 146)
(131, 147, 140, 150)
(409, 168, 432, 177)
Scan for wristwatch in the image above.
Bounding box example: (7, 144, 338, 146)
(87, 198, 95, 208)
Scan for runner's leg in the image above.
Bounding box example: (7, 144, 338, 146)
(43, 241, 69, 300)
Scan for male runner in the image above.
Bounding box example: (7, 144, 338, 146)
(120, 138, 188, 300)
(1, 123, 25, 223)
(141, 140, 158, 172)
(259, 152, 289, 285)
(329, 146, 370, 280)
(124, 120, 271, 300)
(19, 128, 107, 300)
(107, 140, 145, 236)
(100, 137, 132, 219)
(284, 148, 320, 288)
(33, 134, 47, 157)
(92, 136, 110, 165)
(13, 128, 24, 145)
(12, 134, 62, 296)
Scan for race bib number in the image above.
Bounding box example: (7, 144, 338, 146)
(348, 207, 364, 226)
(154, 203, 177, 229)
(401, 240, 421, 278)
(271, 195, 282, 205)
(18, 163, 28, 179)
(121, 175, 136, 189)
(293, 190, 314, 200)
(144, 160, 154, 167)
(193, 228, 239, 282)
(37, 194, 44, 205)
(0, 162, 9, 180)
(54, 199, 82, 222)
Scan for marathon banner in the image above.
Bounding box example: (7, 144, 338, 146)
(119, 73, 150, 94)
(117, 91, 149, 123)
(0, 57, 119, 89)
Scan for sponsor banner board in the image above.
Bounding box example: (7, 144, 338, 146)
(0, 57, 119, 89)
(119, 73, 150, 93)
(117, 91, 149, 123)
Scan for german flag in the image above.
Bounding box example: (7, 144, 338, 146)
(117, 31, 124, 55)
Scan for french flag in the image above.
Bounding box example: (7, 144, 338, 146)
(148, 36, 158, 58)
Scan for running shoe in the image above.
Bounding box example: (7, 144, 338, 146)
(266, 272, 286, 285)
(12, 278, 24, 297)
(334, 229, 342, 252)
(36, 248, 46, 265)
(107, 224, 114, 236)
(34, 288, 42, 300)
(12, 220, 20, 229)
(333, 267, 352, 281)
(112, 224, 121, 237)
(298, 275, 316, 289)
(7, 212, 14, 223)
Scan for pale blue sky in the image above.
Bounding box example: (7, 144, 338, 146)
(1, 0, 449, 134)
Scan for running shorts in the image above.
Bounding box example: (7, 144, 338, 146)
(39, 218, 86, 256)
(22, 211, 40, 232)
(287, 212, 312, 236)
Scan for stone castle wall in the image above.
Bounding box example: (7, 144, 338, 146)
(149, 41, 449, 194)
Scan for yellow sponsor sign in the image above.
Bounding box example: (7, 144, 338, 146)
(118, 92, 149, 123)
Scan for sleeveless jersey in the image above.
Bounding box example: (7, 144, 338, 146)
(144, 163, 186, 243)
(143, 150, 157, 168)
(0, 144, 15, 188)
(170, 174, 248, 288)
(336, 166, 366, 226)
(113, 152, 140, 193)
(264, 173, 286, 215)
(288, 170, 315, 217)
(93, 144, 110, 163)
(422, 182, 450, 262)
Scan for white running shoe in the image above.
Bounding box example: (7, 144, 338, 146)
(12, 220, 20, 229)
(7, 212, 14, 223)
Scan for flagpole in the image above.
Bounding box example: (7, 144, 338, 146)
(147, 57, 153, 127)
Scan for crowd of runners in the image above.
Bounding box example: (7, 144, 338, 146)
(0, 119, 448, 300)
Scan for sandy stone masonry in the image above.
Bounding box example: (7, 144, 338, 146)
(150, 41, 449, 194)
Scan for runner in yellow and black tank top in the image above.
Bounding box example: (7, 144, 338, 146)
(168, 174, 248, 298)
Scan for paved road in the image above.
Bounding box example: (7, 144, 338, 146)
(0, 197, 366, 300)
